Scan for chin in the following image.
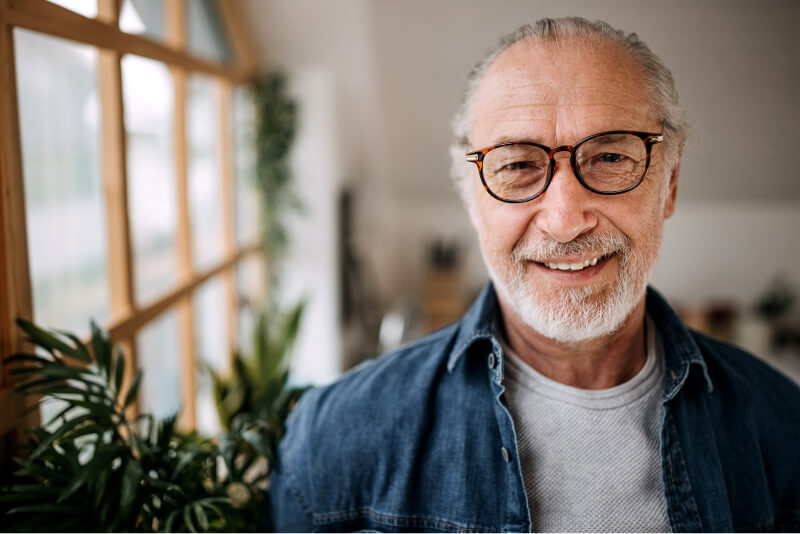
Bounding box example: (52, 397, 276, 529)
(511, 281, 645, 343)
(489, 256, 651, 344)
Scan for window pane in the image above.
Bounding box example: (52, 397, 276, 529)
(237, 255, 266, 349)
(233, 87, 260, 246)
(120, 0, 165, 41)
(137, 310, 182, 420)
(122, 55, 178, 305)
(188, 75, 224, 271)
(194, 277, 228, 436)
(46, 0, 97, 18)
(186, 0, 233, 65)
(15, 29, 109, 336)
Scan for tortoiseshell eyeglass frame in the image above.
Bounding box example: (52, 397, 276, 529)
(465, 130, 664, 204)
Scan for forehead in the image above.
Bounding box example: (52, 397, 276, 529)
(470, 37, 658, 147)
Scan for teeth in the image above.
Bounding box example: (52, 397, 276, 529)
(544, 256, 603, 271)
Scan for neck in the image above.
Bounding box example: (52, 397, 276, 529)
(498, 296, 648, 389)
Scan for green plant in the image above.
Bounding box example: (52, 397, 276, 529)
(208, 301, 306, 435)
(0, 319, 303, 532)
(753, 275, 796, 322)
(253, 70, 300, 292)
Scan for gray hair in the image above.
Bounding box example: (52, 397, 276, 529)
(450, 17, 688, 201)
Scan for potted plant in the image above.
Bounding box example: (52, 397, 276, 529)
(0, 318, 304, 532)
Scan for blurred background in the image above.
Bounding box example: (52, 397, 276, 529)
(237, 0, 800, 385)
(1, 0, 798, 521)
(5, 0, 799, 444)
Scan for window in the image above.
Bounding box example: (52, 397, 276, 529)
(0, 0, 260, 471)
(122, 54, 179, 304)
(14, 29, 110, 335)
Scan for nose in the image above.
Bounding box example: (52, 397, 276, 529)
(533, 154, 598, 243)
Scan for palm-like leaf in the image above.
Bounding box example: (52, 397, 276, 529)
(208, 301, 305, 432)
(2, 314, 307, 532)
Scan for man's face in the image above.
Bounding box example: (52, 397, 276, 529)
(467, 38, 679, 343)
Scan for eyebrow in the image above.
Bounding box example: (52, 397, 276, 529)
(487, 136, 542, 146)
(483, 130, 639, 148)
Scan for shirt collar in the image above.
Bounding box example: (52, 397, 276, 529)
(645, 286, 714, 398)
(447, 282, 502, 373)
(446, 282, 714, 397)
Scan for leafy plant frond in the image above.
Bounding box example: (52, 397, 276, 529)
(3, 313, 307, 532)
(3, 69, 306, 533)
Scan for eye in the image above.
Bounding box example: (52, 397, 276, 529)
(502, 161, 535, 171)
(599, 153, 626, 163)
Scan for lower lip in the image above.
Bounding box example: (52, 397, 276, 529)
(531, 255, 613, 283)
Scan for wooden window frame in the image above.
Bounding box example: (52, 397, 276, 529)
(0, 0, 261, 457)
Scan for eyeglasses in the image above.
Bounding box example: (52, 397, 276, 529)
(466, 130, 664, 203)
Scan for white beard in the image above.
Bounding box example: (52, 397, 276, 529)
(486, 232, 655, 343)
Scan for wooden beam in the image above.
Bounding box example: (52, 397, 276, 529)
(97, 52, 136, 326)
(96, 0, 121, 26)
(96, 0, 142, 418)
(106, 245, 259, 341)
(0, 387, 23, 436)
(166, 0, 197, 430)
(0, 0, 34, 395)
(215, 0, 257, 78)
(219, 79, 237, 364)
(0, 9, 39, 434)
(172, 70, 198, 428)
(165, 0, 184, 52)
(5, 0, 251, 82)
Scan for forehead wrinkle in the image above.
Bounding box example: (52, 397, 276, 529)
(479, 101, 653, 147)
(471, 39, 659, 147)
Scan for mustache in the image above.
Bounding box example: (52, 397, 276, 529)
(511, 232, 631, 263)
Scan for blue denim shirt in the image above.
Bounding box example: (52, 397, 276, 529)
(270, 283, 800, 532)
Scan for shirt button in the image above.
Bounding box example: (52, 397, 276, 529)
(501, 446, 511, 462)
(487, 353, 496, 369)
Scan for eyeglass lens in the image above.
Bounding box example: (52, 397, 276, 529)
(481, 133, 648, 201)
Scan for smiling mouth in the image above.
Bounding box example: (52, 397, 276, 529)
(535, 253, 613, 272)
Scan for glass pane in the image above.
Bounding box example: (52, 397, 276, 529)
(46, 0, 97, 18)
(120, 0, 165, 41)
(187, 75, 224, 271)
(237, 255, 266, 350)
(233, 87, 260, 247)
(122, 55, 178, 305)
(39, 395, 74, 433)
(238, 303, 256, 359)
(186, 0, 233, 65)
(15, 29, 109, 336)
(137, 310, 182, 420)
(194, 277, 228, 436)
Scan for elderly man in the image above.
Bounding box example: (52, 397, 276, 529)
(270, 18, 800, 532)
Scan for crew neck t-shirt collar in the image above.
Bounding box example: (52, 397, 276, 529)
(500, 314, 663, 410)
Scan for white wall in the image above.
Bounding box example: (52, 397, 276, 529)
(365, 0, 800, 301)
(280, 67, 343, 385)
(653, 202, 800, 307)
(240, 0, 800, 375)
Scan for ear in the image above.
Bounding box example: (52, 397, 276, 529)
(662, 160, 681, 220)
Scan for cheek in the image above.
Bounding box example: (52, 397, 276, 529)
(474, 199, 532, 261)
(619, 189, 666, 259)
(600, 174, 666, 251)
(644, 158, 674, 211)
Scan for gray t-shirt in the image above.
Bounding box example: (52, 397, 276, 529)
(502, 316, 670, 532)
